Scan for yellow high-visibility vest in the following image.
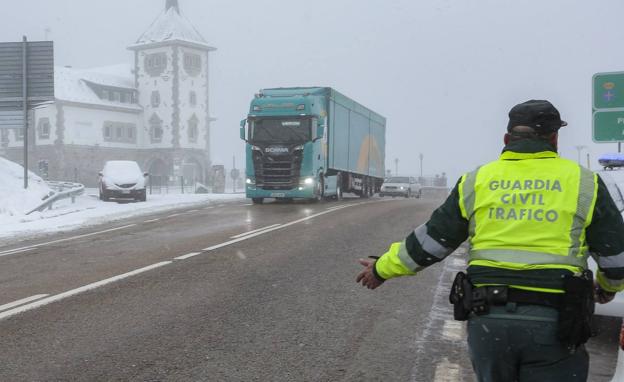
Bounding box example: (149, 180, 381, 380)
(458, 150, 598, 288)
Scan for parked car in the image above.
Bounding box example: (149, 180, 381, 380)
(380, 176, 421, 198)
(592, 169, 624, 318)
(99, 160, 148, 202)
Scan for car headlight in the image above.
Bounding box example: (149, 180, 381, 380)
(303, 177, 314, 185)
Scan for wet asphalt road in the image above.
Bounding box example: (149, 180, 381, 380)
(0, 196, 619, 381)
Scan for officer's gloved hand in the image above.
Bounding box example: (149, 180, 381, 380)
(594, 282, 616, 304)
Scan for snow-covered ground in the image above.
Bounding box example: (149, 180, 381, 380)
(0, 157, 52, 219)
(0, 188, 245, 242)
(0, 157, 245, 243)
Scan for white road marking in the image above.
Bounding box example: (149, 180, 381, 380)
(167, 213, 181, 218)
(441, 320, 464, 341)
(203, 206, 214, 210)
(451, 258, 466, 268)
(174, 252, 202, 260)
(143, 218, 160, 223)
(201, 205, 357, 252)
(243, 204, 253, 206)
(433, 358, 461, 382)
(0, 262, 171, 321)
(0, 294, 48, 312)
(0, 224, 137, 258)
(0, 247, 35, 256)
(188, 209, 199, 213)
(230, 224, 282, 239)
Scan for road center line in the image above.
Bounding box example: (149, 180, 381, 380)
(0, 294, 48, 312)
(167, 213, 181, 218)
(174, 252, 202, 260)
(201, 204, 356, 252)
(143, 218, 161, 223)
(0, 262, 171, 321)
(230, 224, 282, 239)
(0, 224, 137, 258)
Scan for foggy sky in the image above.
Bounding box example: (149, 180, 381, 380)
(3, 0, 624, 183)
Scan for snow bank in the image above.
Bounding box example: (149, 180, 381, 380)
(0, 188, 245, 244)
(0, 157, 51, 219)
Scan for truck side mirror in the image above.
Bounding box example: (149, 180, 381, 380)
(313, 124, 324, 142)
(240, 119, 247, 141)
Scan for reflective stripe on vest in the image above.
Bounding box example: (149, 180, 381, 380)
(458, 151, 598, 271)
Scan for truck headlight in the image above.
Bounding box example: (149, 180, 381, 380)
(251, 145, 261, 151)
(399, 186, 405, 190)
(246, 178, 255, 185)
(303, 177, 314, 185)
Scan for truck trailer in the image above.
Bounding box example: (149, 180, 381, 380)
(240, 87, 386, 203)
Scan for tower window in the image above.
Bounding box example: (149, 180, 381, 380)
(188, 114, 199, 143)
(189, 91, 197, 107)
(151, 91, 161, 108)
(150, 113, 163, 143)
(183, 53, 201, 77)
(145, 53, 167, 77)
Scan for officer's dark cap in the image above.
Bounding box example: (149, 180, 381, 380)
(507, 100, 567, 134)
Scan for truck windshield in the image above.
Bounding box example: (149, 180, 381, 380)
(386, 177, 410, 183)
(250, 118, 311, 143)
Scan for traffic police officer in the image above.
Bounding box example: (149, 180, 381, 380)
(356, 100, 624, 382)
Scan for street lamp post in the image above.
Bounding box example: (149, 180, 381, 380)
(394, 158, 399, 176)
(574, 145, 587, 165)
(419, 153, 424, 177)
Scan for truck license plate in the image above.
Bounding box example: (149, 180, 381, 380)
(270, 193, 285, 197)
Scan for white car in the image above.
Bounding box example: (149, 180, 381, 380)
(593, 169, 624, 318)
(380, 176, 422, 198)
(98, 160, 148, 202)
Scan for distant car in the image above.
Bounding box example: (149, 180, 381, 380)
(380, 176, 421, 198)
(98, 160, 148, 202)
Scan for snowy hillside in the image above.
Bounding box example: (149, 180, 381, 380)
(0, 157, 52, 218)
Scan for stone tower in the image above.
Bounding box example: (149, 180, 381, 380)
(129, 0, 216, 182)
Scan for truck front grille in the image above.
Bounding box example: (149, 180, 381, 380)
(252, 151, 302, 190)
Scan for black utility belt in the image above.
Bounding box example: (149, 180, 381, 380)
(449, 270, 596, 348)
(449, 272, 563, 320)
(469, 285, 562, 315)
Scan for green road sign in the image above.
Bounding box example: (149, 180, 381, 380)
(593, 110, 624, 142)
(593, 72, 624, 110)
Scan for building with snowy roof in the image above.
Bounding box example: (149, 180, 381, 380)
(0, 0, 215, 187)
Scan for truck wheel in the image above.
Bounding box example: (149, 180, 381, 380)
(335, 174, 343, 201)
(252, 198, 264, 204)
(406, 190, 411, 198)
(314, 177, 325, 202)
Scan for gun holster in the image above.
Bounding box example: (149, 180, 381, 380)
(557, 270, 595, 347)
(449, 272, 474, 321)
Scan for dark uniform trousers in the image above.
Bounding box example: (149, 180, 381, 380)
(467, 304, 589, 382)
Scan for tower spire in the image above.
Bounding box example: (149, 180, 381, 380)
(166, 0, 179, 13)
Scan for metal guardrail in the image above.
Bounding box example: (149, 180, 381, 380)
(26, 181, 85, 215)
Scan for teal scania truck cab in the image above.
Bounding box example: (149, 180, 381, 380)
(240, 87, 386, 204)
